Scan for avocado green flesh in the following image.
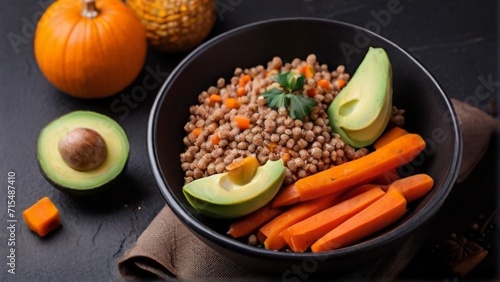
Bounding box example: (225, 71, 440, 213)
(183, 159, 286, 218)
(328, 47, 393, 148)
(37, 111, 129, 193)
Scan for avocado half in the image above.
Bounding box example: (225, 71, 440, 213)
(37, 111, 129, 195)
(328, 47, 393, 148)
(183, 157, 286, 219)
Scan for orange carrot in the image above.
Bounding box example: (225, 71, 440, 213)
(233, 115, 251, 130)
(311, 189, 407, 252)
(337, 184, 382, 203)
(225, 97, 240, 109)
(281, 186, 386, 252)
(191, 127, 203, 137)
(275, 133, 426, 203)
(211, 133, 220, 145)
(258, 192, 342, 250)
(317, 79, 332, 90)
(23, 197, 61, 237)
(385, 173, 434, 203)
(271, 183, 301, 208)
(239, 74, 252, 87)
(374, 126, 408, 150)
(335, 79, 347, 89)
(227, 203, 283, 238)
(306, 88, 317, 97)
(236, 86, 246, 97)
(300, 64, 315, 79)
(371, 168, 401, 185)
(209, 94, 222, 106)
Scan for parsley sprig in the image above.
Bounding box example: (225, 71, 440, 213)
(262, 72, 317, 120)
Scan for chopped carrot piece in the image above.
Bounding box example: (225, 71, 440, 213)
(191, 127, 203, 137)
(335, 79, 347, 89)
(225, 98, 240, 109)
(306, 88, 316, 97)
(317, 79, 332, 90)
(300, 64, 315, 79)
(23, 197, 61, 237)
(209, 94, 222, 106)
(236, 87, 246, 97)
(211, 133, 220, 145)
(239, 74, 252, 87)
(233, 115, 251, 130)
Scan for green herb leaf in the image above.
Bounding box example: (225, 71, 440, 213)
(276, 72, 306, 93)
(262, 89, 288, 109)
(288, 94, 317, 120)
(262, 71, 317, 120)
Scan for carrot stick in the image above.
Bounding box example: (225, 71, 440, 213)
(385, 173, 434, 203)
(311, 189, 407, 252)
(258, 192, 342, 250)
(371, 168, 401, 185)
(282, 186, 386, 252)
(227, 203, 283, 238)
(294, 133, 426, 202)
(337, 184, 382, 203)
(271, 183, 300, 208)
(373, 126, 408, 150)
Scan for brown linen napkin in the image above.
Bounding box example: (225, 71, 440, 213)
(118, 98, 499, 281)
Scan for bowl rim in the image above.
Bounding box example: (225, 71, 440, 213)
(147, 17, 463, 260)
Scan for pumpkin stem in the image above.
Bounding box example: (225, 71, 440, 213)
(82, 0, 99, 18)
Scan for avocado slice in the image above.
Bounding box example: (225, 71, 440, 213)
(37, 111, 129, 195)
(328, 47, 393, 148)
(183, 156, 286, 218)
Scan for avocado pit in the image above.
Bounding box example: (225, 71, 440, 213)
(58, 127, 108, 171)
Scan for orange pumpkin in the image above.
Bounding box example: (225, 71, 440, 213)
(34, 0, 147, 99)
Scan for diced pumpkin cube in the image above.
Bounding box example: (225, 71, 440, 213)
(23, 197, 61, 237)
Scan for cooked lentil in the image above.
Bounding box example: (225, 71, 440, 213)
(180, 55, 403, 185)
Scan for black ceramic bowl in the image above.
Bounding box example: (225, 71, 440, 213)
(148, 18, 462, 275)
